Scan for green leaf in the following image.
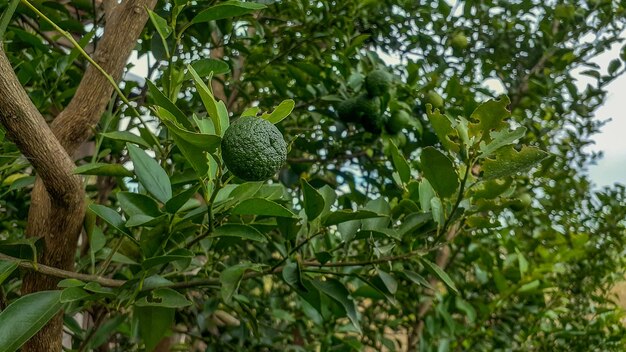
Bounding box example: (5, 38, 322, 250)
(478, 127, 526, 158)
(241, 106, 260, 117)
(404, 270, 434, 290)
(8, 176, 35, 192)
(468, 96, 511, 140)
(147, 80, 192, 129)
(0, 0, 19, 41)
(311, 278, 361, 333)
(126, 214, 167, 227)
(301, 179, 325, 220)
(361, 198, 391, 231)
(0, 291, 62, 352)
(87, 315, 124, 350)
(422, 258, 458, 294)
(455, 297, 477, 323)
(377, 270, 398, 294)
(418, 179, 435, 212)
(60, 287, 91, 303)
(74, 163, 133, 177)
(101, 131, 150, 148)
(232, 198, 296, 218)
(147, 9, 172, 58)
(188, 65, 224, 136)
(396, 212, 431, 238)
(427, 107, 459, 152)
(135, 288, 192, 308)
(188, 58, 231, 77)
(420, 147, 459, 198)
(127, 143, 172, 203)
(388, 140, 411, 184)
(89, 204, 130, 236)
(117, 192, 162, 217)
(190, 1, 266, 24)
(261, 99, 295, 124)
(220, 263, 262, 303)
(165, 185, 200, 214)
(135, 306, 174, 352)
(482, 146, 549, 179)
(430, 197, 444, 226)
(516, 248, 529, 276)
(324, 210, 382, 226)
(141, 249, 194, 270)
(212, 224, 267, 242)
(0, 260, 18, 285)
(517, 280, 541, 294)
(155, 108, 219, 178)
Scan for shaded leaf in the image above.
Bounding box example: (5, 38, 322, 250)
(311, 278, 361, 333)
(74, 163, 133, 177)
(89, 204, 130, 236)
(301, 179, 325, 220)
(420, 147, 459, 198)
(232, 198, 295, 218)
(220, 263, 262, 303)
(212, 224, 267, 242)
(0, 260, 18, 285)
(191, 1, 266, 24)
(101, 131, 149, 148)
(135, 288, 192, 308)
(136, 306, 174, 352)
(389, 140, 411, 184)
(0, 291, 62, 352)
(117, 192, 161, 217)
(147, 80, 192, 129)
(469, 96, 511, 140)
(422, 258, 458, 294)
(482, 146, 549, 179)
(127, 143, 172, 203)
(261, 99, 295, 124)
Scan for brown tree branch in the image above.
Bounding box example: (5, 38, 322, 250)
(14, 1, 157, 350)
(0, 48, 83, 207)
(0, 44, 87, 352)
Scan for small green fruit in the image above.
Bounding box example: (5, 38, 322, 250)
(337, 97, 360, 123)
(425, 91, 444, 109)
(364, 69, 393, 97)
(221, 117, 287, 181)
(386, 110, 411, 134)
(451, 33, 469, 50)
(355, 94, 385, 134)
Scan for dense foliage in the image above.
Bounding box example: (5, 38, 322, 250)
(1, 0, 625, 351)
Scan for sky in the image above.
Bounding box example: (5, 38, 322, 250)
(579, 42, 626, 188)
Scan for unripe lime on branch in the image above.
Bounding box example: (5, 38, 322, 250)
(221, 116, 287, 181)
(364, 69, 393, 97)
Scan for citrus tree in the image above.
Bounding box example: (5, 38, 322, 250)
(0, 1, 625, 351)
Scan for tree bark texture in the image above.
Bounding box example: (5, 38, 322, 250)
(0, 0, 156, 350)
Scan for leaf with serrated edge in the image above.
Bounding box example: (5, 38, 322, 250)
(482, 146, 549, 179)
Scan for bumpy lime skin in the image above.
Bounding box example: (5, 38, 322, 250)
(355, 94, 385, 133)
(221, 117, 287, 181)
(364, 70, 393, 97)
(337, 97, 359, 123)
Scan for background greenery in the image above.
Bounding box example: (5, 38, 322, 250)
(1, 0, 626, 351)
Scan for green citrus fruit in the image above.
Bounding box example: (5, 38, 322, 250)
(355, 94, 385, 133)
(451, 33, 469, 50)
(386, 110, 411, 134)
(425, 91, 444, 109)
(221, 116, 287, 181)
(337, 97, 360, 123)
(364, 69, 393, 97)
